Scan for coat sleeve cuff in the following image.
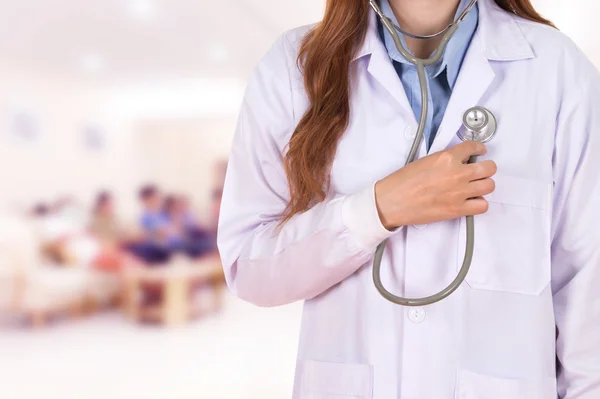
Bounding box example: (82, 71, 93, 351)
(341, 183, 397, 251)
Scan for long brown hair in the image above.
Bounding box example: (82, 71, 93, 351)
(280, 0, 553, 224)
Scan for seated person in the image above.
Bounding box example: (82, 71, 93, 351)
(88, 191, 137, 271)
(175, 195, 198, 231)
(165, 195, 215, 259)
(87, 186, 173, 267)
(31, 199, 100, 267)
(176, 195, 214, 239)
(89, 191, 127, 245)
(139, 186, 183, 244)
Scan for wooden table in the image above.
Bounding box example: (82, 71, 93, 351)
(121, 253, 225, 326)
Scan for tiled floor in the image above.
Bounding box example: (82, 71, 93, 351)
(0, 294, 303, 399)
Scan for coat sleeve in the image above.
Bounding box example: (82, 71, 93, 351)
(551, 50, 600, 398)
(216, 36, 395, 307)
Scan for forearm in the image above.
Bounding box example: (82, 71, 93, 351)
(220, 186, 394, 307)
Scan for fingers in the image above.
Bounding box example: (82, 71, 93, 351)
(463, 160, 497, 181)
(446, 141, 487, 163)
(460, 197, 489, 216)
(466, 178, 495, 198)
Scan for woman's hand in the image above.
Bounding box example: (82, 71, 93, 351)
(374, 141, 497, 230)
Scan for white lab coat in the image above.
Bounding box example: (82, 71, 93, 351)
(217, 0, 600, 397)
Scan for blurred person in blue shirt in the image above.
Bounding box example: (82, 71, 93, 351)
(161, 193, 216, 259)
(121, 184, 172, 265)
(139, 185, 176, 243)
(136, 185, 215, 263)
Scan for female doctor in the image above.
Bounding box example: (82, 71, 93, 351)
(217, 0, 600, 397)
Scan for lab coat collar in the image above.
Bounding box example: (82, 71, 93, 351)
(353, 0, 535, 63)
(377, 0, 478, 90)
(353, 0, 534, 154)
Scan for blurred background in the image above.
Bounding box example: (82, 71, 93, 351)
(0, 0, 597, 398)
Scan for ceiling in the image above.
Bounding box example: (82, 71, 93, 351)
(0, 0, 597, 85)
(0, 0, 325, 84)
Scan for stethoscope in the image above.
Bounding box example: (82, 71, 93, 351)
(369, 0, 498, 306)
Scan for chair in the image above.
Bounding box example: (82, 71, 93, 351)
(0, 213, 120, 327)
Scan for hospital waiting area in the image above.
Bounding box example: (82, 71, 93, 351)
(0, 0, 598, 398)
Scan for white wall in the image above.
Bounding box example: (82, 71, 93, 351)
(535, 0, 600, 65)
(0, 62, 244, 221)
(134, 117, 236, 223)
(0, 62, 141, 217)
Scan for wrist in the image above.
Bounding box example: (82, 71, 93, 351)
(341, 184, 397, 250)
(375, 180, 397, 231)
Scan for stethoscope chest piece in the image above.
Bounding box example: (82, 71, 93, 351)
(459, 106, 497, 143)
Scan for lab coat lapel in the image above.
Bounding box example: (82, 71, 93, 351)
(357, 0, 535, 156)
(428, 33, 495, 155)
(428, 0, 536, 155)
(367, 50, 416, 125)
(357, 10, 416, 124)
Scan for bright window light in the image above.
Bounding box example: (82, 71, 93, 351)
(127, 0, 157, 22)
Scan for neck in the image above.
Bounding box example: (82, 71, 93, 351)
(389, 0, 462, 58)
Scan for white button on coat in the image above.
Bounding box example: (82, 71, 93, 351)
(404, 125, 417, 139)
(408, 308, 427, 323)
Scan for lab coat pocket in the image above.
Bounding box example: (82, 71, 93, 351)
(456, 369, 557, 399)
(461, 173, 552, 295)
(299, 360, 373, 399)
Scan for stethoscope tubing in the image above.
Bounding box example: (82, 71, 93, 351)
(369, 0, 479, 307)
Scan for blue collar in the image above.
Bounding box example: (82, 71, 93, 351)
(377, 0, 479, 88)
